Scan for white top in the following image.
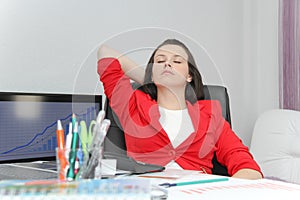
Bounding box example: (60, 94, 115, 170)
(159, 106, 195, 147)
(159, 106, 195, 169)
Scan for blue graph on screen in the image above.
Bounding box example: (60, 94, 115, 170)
(0, 101, 98, 161)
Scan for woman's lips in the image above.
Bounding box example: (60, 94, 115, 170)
(161, 70, 175, 75)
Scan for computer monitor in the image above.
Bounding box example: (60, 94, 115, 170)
(0, 92, 102, 163)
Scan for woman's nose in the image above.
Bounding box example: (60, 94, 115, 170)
(164, 60, 172, 68)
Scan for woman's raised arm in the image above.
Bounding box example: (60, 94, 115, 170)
(97, 45, 145, 84)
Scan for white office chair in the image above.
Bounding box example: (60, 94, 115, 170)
(250, 109, 300, 184)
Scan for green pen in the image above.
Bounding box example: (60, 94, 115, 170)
(71, 113, 76, 130)
(159, 177, 229, 187)
(67, 121, 79, 180)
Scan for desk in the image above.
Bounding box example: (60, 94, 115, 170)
(1, 169, 300, 199)
(166, 178, 300, 199)
(134, 169, 300, 200)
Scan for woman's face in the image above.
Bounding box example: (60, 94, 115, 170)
(152, 44, 191, 88)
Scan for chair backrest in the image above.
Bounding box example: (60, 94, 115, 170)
(250, 109, 300, 184)
(103, 85, 231, 176)
(203, 85, 231, 176)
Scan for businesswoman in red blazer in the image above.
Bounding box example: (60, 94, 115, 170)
(97, 39, 262, 179)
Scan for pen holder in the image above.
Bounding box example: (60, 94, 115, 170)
(56, 147, 89, 181)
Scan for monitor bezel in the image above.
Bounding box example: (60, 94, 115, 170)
(0, 92, 102, 164)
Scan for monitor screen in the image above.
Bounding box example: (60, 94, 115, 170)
(0, 92, 102, 163)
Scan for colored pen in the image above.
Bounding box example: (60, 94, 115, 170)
(67, 121, 79, 180)
(56, 120, 65, 149)
(159, 177, 229, 187)
(56, 120, 67, 180)
(65, 122, 73, 150)
(71, 113, 76, 130)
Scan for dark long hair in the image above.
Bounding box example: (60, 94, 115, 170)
(140, 39, 204, 104)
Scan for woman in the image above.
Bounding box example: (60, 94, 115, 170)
(97, 39, 262, 179)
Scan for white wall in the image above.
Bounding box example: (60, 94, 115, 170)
(239, 0, 279, 145)
(0, 0, 279, 146)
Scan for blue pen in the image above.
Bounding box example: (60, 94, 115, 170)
(77, 143, 84, 166)
(77, 129, 84, 167)
(74, 142, 84, 180)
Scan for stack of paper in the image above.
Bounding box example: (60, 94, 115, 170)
(0, 178, 151, 199)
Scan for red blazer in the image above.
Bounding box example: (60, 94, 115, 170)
(98, 58, 262, 176)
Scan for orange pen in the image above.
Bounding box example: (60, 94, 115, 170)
(57, 120, 68, 180)
(56, 120, 65, 149)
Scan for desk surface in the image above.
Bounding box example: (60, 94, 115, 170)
(166, 178, 300, 199)
(134, 169, 300, 200)
(1, 169, 300, 199)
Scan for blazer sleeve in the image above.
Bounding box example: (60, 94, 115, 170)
(212, 103, 262, 176)
(98, 58, 151, 134)
(97, 57, 135, 123)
